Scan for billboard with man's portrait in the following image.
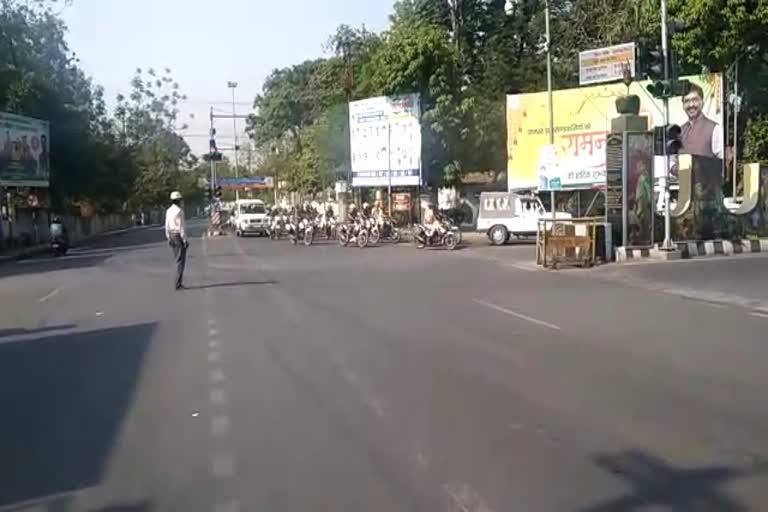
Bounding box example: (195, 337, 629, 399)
(0, 112, 50, 187)
(506, 73, 723, 191)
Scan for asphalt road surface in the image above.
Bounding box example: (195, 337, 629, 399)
(2, 223, 768, 511)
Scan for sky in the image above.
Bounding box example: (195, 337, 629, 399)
(61, 0, 394, 155)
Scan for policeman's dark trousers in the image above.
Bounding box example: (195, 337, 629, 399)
(169, 234, 187, 289)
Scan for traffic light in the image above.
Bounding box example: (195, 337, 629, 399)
(647, 80, 671, 99)
(214, 186, 223, 198)
(666, 124, 682, 154)
(646, 78, 691, 99)
(653, 124, 683, 155)
(643, 45, 665, 80)
(203, 151, 223, 162)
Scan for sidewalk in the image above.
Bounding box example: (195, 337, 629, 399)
(0, 224, 153, 265)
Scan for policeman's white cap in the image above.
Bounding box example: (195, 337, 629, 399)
(170, 191, 183, 200)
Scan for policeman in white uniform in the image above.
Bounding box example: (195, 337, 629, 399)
(165, 191, 188, 290)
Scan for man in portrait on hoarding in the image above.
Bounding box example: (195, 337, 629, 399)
(39, 134, 49, 176)
(680, 83, 723, 160)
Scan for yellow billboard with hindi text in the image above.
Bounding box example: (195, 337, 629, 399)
(506, 73, 723, 191)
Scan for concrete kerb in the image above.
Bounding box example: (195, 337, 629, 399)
(616, 239, 768, 263)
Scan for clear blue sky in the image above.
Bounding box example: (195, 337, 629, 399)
(61, 0, 394, 154)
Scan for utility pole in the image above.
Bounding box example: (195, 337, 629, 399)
(209, 107, 216, 207)
(228, 81, 240, 203)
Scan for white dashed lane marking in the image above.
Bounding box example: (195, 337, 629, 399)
(38, 287, 61, 303)
(208, 351, 221, 363)
(211, 415, 232, 437)
(472, 298, 561, 331)
(211, 453, 236, 478)
(213, 500, 240, 512)
(210, 388, 228, 405)
(210, 369, 226, 383)
(209, 328, 220, 337)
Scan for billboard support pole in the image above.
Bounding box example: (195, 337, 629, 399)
(660, 0, 673, 250)
(387, 121, 392, 216)
(544, 0, 556, 219)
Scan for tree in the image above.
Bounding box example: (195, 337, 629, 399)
(116, 68, 196, 209)
(0, 0, 138, 211)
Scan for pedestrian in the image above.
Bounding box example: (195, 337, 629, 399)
(165, 190, 188, 290)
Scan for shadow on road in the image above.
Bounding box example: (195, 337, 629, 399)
(0, 324, 76, 339)
(581, 449, 768, 511)
(187, 280, 279, 290)
(0, 254, 114, 278)
(0, 323, 157, 508)
(0, 226, 208, 279)
(88, 502, 154, 512)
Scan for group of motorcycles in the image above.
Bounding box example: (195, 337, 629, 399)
(265, 205, 461, 251)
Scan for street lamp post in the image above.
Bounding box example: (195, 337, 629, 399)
(228, 81, 240, 202)
(506, 0, 555, 219)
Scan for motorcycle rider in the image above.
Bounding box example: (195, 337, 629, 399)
(424, 203, 444, 241)
(371, 200, 385, 230)
(50, 215, 68, 248)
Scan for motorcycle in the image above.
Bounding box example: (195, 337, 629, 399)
(413, 224, 459, 251)
(268, 213, 289, 240)
(50, 220, 69, 256)
(320, 213, 337, 240)
(51, 237, 68, 257)
(378, 216, 401, 244)
(364, 217, 380, 246)
(441, 217, 462, 245)
(336, 221, 369, 248)
(289, 216, 314, 246)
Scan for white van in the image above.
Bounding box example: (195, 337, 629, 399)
(476, 192, 571, 245)
(233, 199, 268, 237)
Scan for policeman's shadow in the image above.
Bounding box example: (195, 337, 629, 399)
(581, 449, 768, 511)
(186, 280, 278, 290)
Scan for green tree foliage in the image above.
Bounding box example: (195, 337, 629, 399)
(116, 67, 197, 208)
(248, 0, 768, 191)
(0, 0, 198, 213)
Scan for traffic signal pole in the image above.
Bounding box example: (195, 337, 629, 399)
(210, 107, 216, 209)
(660, 0, 673, 250)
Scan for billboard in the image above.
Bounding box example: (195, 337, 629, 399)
(217, 177, 273, 189)
(506, 73, 723, 191)
(0, 112, 50, 187)
(579, 43, 636, 86)
(349, 94, 421, 187)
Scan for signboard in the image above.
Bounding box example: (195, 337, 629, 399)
(349, 94, 421, 187)
(579, 42, 636, 86)
(605, 134, 624, 244)
(624, 132, 654, 247)
(0, 112, 50, 187)
(392, 192, 411, 212)
(216, 177, 273, 189)
(507, 72, 723, 191)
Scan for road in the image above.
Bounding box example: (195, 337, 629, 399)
(2, 223, 768, 511)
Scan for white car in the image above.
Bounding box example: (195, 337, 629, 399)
(476, 192, 571, 245)
(233, 199, 268, 237)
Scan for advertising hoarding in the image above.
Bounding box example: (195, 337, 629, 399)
(217, 177, 273, 189)
(0, 112, 50, 187)
(349, 94, 421, 187)
(578, 43, 636, 86)
(506, 73, 723, 191)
